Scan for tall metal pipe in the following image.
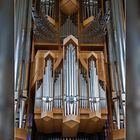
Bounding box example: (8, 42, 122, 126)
(105, 0, 125, 129)
(60, 69, 63, 108)
(64, 44, 78, 115)
(99, 85, 107, 109)
(35, 82, 43, 109)
(80, 69, 88, 109)
(15, 0, 30, 93)
(42, 59, 53, 112)
(110, 0, 126, 94)
(89, 59, 100, 112)
(15, 0, 32, 128)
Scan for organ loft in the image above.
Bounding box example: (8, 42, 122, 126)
(15, 0, 126, 140)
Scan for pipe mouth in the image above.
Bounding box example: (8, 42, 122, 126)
(64, 96, 79, 103)
(42, 96, 53, 102)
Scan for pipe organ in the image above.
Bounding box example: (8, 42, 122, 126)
(33, 36, 108, 137)
(15, 0, 125, 139)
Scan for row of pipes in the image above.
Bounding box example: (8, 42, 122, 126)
(35, 81, 43, 109)
(105, 0, 125, 129)
(81, 0, 99, 20)
(54, 69, 63, 108)
(35, 59, 54, 113)
(15, 0, 32, 128)
(64, 44, 79, 116)
(99, 85, 107, 110)
(60, 16, 77, 39)
(40, 0, 55, 19)
(42, 59, 53, 113)
(34, 44, 107, 117)
(79, 9, 110, 43)
(34, 0, 55, 19)
(35, 82, 106, 113)
(32, 7, 58, 42)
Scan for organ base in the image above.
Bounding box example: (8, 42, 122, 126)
(34, 108, 107, 137)
(15, 0, 126, 139)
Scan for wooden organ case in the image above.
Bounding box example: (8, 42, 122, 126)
(33, 36, 108, 137)
(29, 0, 111, 139)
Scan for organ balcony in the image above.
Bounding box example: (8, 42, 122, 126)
(33, 36, 108, 137)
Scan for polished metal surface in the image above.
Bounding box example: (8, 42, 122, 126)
(89, 59, 100, 112)
(79, 68, 88, 109)
(60, 15, 77, 39)
(81, 0, 99, 20)
(99, 85, 107, 109)
(110, 0, 126, 94)
(15, 0, 32, 128)
(42, 59, 53, 112)
(105, 0, 125, 129)
(54, 69, 63, 108)
(64, 44, 79, 116)
(35, 81, 43, 109)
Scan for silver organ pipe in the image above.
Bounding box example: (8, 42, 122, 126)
(35, 81, 43, 109)
(64, 44, 78, 116)
(19, 99, 26, 128)
(86, 0, 89, 18)
(54, 69, 63, 108)
(105, 0, 125, 129)
(79, 69, 88, 109)
(40, 0, 55, 18)
(99, 84, 107, 110)
(42, 58, 53, 113)
(61, 16, 77, 39)
(15, 0, 32, 129)
(89, 59, 100, 113)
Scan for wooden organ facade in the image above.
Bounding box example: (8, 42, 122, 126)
(15, 0, 126, 140)
(33, 36, 107, 137)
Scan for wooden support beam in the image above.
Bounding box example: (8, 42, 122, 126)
(34, 108, 107, 135)
(15, 128, 27, 140)
(47, 16, 56, 26)
(83, 16, 95, 27)
(112, 129, 125, 140)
